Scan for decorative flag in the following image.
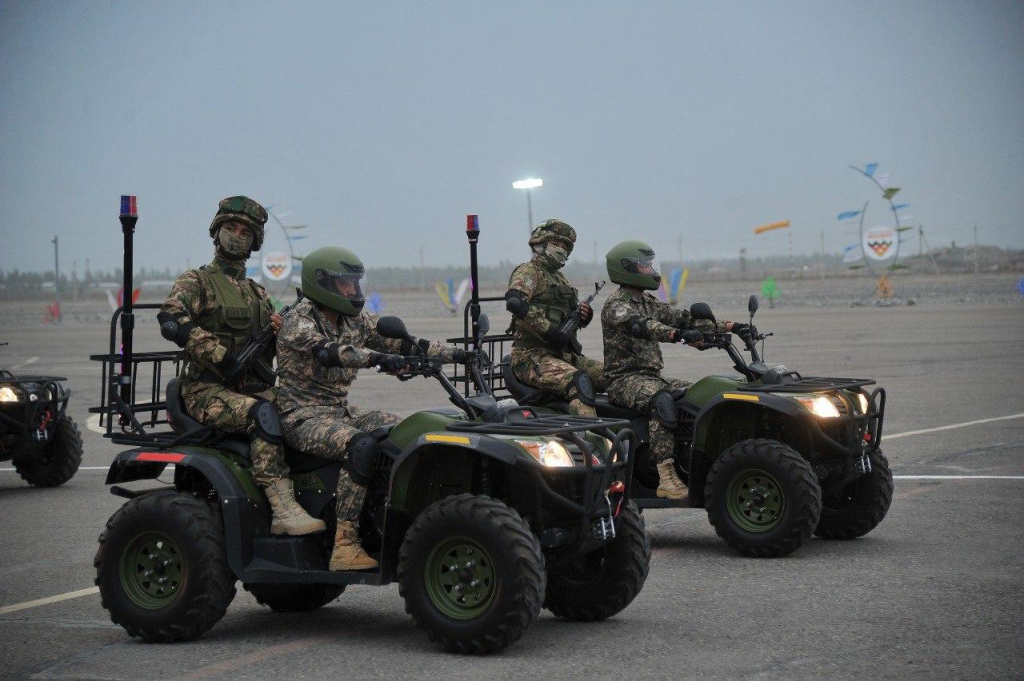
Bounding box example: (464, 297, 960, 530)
(882, 187, 901, 200)
(761, 277, 780, 302)
(863, 226, 897, 260)
(891, 203, 910, 211)
(366, 292, 384, 314)
(754, 220, 791, 234)
(837, 210, 862, 221)
(261, 252, 292, 281)
(896, 213, 914, 222)
(874, 173, 890, 188)
(842, 244, 864, 264)
(864, 163, 879, 177)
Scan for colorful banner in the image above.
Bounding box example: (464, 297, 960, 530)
(261, 252, 293, 282)
(657, 268, 688, 305)
(842, 244, 864, 264)
(882, 187, 901, 200)
(863, 226, 897, 260)
(837, 210, 862, 221)
(864, 163, 879, 177)
(891, 203, 910, 211)
(754, 220, 791, 234)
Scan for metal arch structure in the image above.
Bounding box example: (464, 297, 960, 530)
(847, 164, 908, 280)
(264, 208, 305, 304)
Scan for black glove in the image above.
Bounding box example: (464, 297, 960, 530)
(452, 349, 480, 365)
(732, 323, 757, 339)
(367, 352, 407, 373)
(678, 329, 703, 345)
(543, 327, 570, 351)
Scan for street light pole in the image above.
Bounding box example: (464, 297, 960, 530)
(51, 235, 61, 323)
(513, 178, 543, 231)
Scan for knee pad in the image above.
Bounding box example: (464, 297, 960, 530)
(651, 390, 678, 429)
(569, 371, 596, 406)
(345, 432, 377, 486)
(248, 401, 283, 445)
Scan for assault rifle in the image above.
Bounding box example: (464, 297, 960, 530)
(558, 280, 605, 354)
(223, 288, 304, 385)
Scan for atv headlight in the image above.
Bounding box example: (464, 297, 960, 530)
(856, 393, 870, 414)
(796, 395, 840, 418)
(0, 386, 19, 403)
(515, 439, 574, 467)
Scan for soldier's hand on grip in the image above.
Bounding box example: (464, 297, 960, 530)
(452, 349, 480, 365)
(368, 352, 408, 374)
(678, 329, 704, 346)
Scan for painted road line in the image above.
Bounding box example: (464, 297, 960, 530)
(885, 413, 1024, 440)
(0, 466, 110, 472)
(10, 357, 39, 370)
(895, 475, 1024, 480)
(85, 414, 104, 434)
(0, 587, 99, 616)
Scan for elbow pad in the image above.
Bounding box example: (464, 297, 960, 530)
(315, 340, 342, 368)
(505, 290, 530, 319)
(627, 319, 651, 340)
(157, 311, 193, 348)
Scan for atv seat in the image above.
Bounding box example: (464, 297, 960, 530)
(594, 396, 642, 420)
(165, 378, 251, 459)
(285, 425, 394, 474)
(500, 355, 569, 411)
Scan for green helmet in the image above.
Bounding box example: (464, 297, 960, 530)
(606, 240, 662, 290)
(528, 219, 576, 255)
(301, 246, 367, 316)
(208, 196, 269, 251)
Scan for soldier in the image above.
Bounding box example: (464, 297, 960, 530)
(505, 219, 606, 416)
(601, 240, 748, 500)
(276, 246, 473, 571)
(157, 196, 325, 536)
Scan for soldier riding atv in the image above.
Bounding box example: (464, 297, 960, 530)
(456, 242, 892, 558)
(0, 342, 83, 487)
(92, 204, 650, 654)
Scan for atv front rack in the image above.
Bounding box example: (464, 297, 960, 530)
(738, 376, 875, 393)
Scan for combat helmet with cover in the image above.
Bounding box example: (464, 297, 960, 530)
(208, 196, 269, 252)
(302, 247, 367, 317)
(606, 240, 662, 290)
(528, 219, 576, 255)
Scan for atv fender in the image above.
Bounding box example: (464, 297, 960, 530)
(692, 391, 804, 453)
(106, 446, 267, 578)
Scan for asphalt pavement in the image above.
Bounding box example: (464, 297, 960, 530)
(1, 295, 1022, 679)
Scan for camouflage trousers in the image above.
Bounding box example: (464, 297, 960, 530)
(606, 374, 689, 464)
(282, 406, 401, 527)
(181, 381, 287, 487)
(510, 347, 607, 417)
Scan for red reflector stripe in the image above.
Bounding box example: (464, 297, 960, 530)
(136, 452, 186, 463)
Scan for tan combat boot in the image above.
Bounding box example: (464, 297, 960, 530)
(657, 460, 689, 501)
(265, 478, 327, 535)
(329, 521, 379, 571)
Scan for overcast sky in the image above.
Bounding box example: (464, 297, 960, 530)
(1, 0, 1021, 276)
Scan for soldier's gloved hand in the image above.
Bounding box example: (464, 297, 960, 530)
(543, 327, 570, 351)
(731, 323, 757, 340)
(678, 329, 704, 346)
(368, 352, 408, 373)
(452, 349, 480, 365)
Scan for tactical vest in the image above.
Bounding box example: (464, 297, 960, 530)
(183, 265, 272, 384)
(510, 262, 579, 349)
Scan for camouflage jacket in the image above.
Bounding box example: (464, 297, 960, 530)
(506, 256, 585, 349)
(160, 257, 274, 384)
(275, 299, 458, 416)
(601, 286, 718, 383)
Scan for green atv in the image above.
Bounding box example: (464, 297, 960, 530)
(0, 342, 83, 487)
(92, 312, 648, 653)
(478, 295, 891, 558)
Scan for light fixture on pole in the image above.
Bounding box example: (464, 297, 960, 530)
(512, 178, 543, 231)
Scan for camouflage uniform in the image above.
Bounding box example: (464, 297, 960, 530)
(161, 256, 285, 486)
(602, 286, 720, 463)
(276, 299, 457, 526)
(507, 257, 606, 416)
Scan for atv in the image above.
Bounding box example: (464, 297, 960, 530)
(0, 342, 83, 487)
(91, 205, 649, 653)
(462, 295, 891, 558)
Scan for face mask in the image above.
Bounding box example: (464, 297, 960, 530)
(546, 242, 569, 267)
(218, 228, 253, 258)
